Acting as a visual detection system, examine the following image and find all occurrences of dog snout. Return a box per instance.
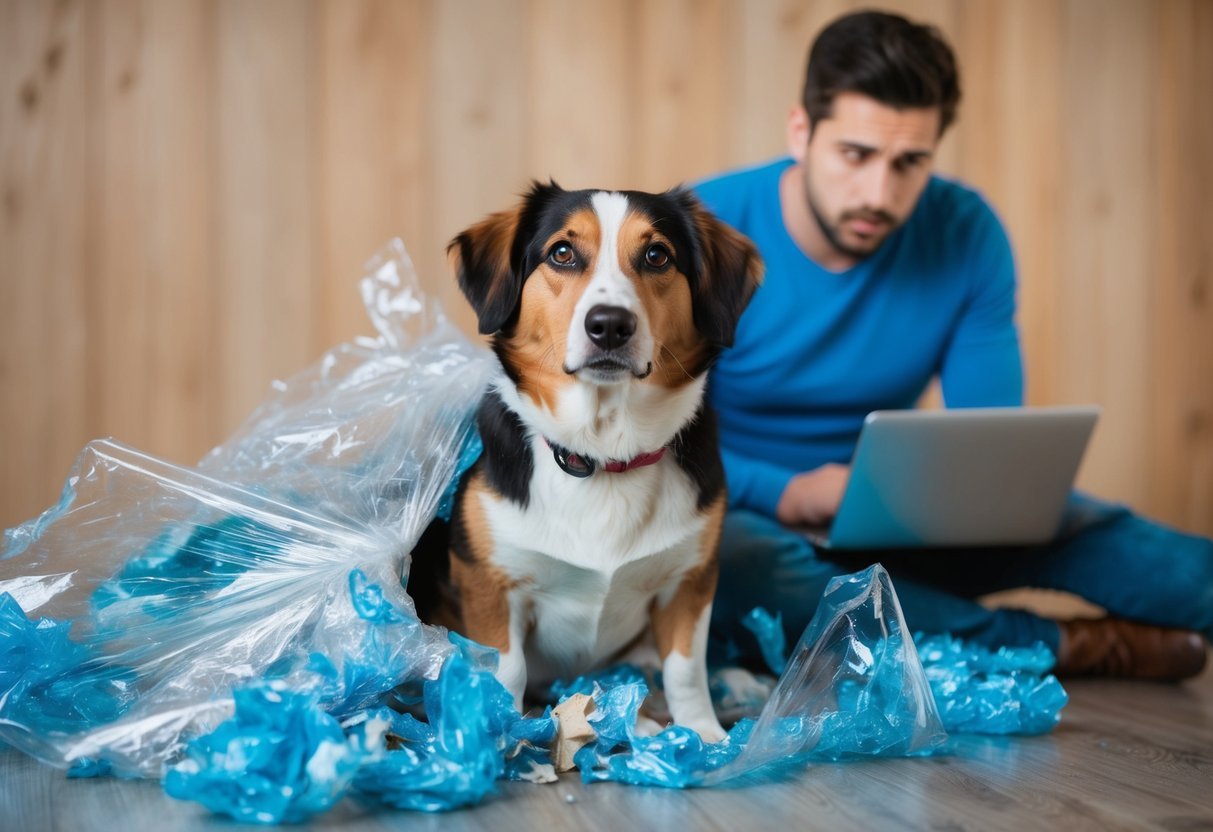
[585,304,637,351]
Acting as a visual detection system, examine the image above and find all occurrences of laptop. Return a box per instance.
[798,405,1100,550]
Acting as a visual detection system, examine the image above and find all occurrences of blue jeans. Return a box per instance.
[710,493,1213,663]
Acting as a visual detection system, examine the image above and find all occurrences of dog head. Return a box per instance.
[449,182,762,409]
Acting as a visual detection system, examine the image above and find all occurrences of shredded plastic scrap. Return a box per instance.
[566,565,946,788]
[163,683,381,824]
[743,603,1068,737]
[915,633,1067,735]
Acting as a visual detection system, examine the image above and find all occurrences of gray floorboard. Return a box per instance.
[3,664,1211,831]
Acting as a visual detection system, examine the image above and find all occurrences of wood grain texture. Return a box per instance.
[1,0,1211,536]
[2,665,1211,830]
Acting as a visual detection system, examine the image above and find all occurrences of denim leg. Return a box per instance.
[998,493,1213,640]
[710,509,1060,665]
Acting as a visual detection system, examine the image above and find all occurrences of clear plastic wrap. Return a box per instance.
[568,565,947,788]
[0,240,495,777]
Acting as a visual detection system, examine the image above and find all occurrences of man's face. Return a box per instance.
[789,92,941,260]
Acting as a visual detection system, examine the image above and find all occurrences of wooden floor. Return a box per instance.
[3,663,1212,832]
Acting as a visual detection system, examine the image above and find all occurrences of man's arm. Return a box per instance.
[720,446,797,517]
[939,203,1024,407]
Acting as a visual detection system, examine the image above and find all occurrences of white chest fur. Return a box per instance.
[480,450,707,686]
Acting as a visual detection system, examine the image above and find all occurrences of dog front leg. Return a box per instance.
[651,564,726,743]
[451,558,528,711]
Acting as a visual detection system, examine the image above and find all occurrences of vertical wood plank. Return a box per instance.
[629,0,731,191]
[0,0,89,528]
[524,0,633,189]
[731,0,851,165]
[215,0,314,438]
[84,0,220,468]
[86,0,153,465]
[315,0,434,346]
[141,0,219,460]
[428,0,526,336]
[1059,0,1156,507]
[1151,0,1213,535]
[953,0,1064,410]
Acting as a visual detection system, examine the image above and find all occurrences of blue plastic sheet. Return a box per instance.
[570,566,946,788]
[915,633,1067,735]
[163,683,377,824]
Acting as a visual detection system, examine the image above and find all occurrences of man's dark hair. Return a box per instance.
[803,10,961,135]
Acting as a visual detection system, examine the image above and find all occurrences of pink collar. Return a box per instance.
[546,439,667,478]
[603,447,667,473]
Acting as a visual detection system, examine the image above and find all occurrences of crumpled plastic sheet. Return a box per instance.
[915,633,1067,735]
[0,240,495,778]
[568,566,946,788]
[0,237,1056,821]
[743,603,1068,737]
[162,624,556,823]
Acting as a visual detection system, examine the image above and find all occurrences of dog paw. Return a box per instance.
[633,714,665,737]
[709,666,774,713]
[683,717,728,745]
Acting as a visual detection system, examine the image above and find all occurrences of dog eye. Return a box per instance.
[644,244,671,270]
[548,243,577,267]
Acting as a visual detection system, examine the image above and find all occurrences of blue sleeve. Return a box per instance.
[720,446,797,516]
[939,204,1024,408]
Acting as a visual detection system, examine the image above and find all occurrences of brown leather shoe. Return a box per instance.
[1056,617,1208,681]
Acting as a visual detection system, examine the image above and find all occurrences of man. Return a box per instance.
[695,10,1211,680]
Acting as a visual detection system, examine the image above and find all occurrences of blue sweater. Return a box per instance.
[695,157,1023,516]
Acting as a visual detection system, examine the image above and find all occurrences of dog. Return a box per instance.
[417,182,761,742]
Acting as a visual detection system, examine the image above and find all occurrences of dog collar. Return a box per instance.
[546,439,667,478]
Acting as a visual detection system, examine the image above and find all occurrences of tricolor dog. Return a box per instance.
[423,182,761,742]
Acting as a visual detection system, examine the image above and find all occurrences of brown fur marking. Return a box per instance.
[496,208,602,413]
[616,211,713,388]
[650,494,727,659]
[449,473,518,652]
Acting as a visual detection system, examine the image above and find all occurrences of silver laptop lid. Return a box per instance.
[825,405,1100,549]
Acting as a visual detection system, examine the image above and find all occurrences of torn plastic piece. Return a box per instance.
[163,683,384,825]
[352,636,510,811]
[742,606,788,675]
[549,664,647,702]
[915,633,1067,735]
[0,592,135,743]
[573,566,945,788]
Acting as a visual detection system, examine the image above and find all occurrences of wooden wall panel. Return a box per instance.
[1,0,90,520]
[1,0,1210,538]
[428,0,526,337]
[215,0,313,438]
[1059,0,1156,509]
[524,0,633,189]
[1152,0,1213,533]
[314,0,432,347]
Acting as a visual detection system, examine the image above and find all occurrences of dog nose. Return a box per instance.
[585,304,637,351]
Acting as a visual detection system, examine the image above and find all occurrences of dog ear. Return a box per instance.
[448,205,525,335]
[681,193,763,348]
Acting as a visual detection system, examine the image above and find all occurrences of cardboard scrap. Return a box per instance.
[551,693,597,772]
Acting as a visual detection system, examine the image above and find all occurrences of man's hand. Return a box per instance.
[776,463,851,526]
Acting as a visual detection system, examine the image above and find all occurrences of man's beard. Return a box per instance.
[805,172,899,261]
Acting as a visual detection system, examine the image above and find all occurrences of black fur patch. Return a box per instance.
[669,404,727,511]
[405,518,451,621]
[473,389,534,508]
